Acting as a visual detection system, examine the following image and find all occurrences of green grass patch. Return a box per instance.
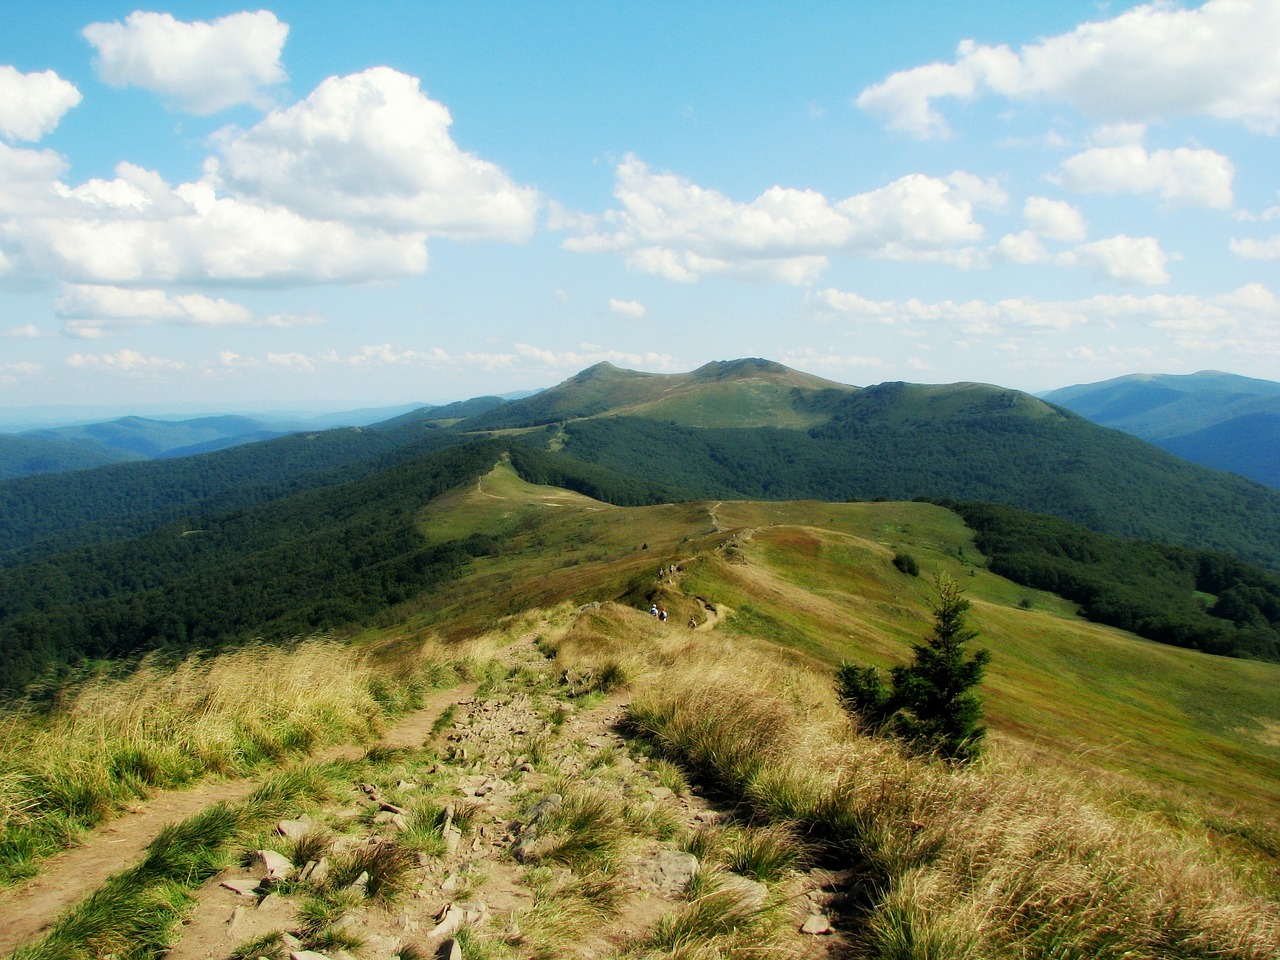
[10,763,341,960]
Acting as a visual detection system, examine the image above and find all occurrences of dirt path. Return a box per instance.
[3,613,848,960]
[161,626,842,960]
[0,684,476,957]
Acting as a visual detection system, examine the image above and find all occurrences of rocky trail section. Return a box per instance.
[5,610,856,960]
[0,684,475,958]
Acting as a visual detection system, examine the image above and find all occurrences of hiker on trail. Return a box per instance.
[688,616,697,629]
[659,607,667,622]
[650,603,658,617]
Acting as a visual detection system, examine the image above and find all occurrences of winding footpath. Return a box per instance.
[0,684,477,957]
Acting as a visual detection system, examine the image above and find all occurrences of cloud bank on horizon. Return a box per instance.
[0,1,1277,412]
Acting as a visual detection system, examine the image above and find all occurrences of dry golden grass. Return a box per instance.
[0,636,468,884]
[618,636,1280,960]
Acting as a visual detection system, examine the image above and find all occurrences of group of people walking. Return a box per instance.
[650,561,698,628]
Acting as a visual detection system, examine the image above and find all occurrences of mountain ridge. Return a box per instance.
[1041,370,1280,487]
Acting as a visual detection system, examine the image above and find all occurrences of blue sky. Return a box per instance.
[2,1,1278,417]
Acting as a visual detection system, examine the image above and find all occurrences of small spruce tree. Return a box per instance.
[836,573,991,762]
[835,662,896,731]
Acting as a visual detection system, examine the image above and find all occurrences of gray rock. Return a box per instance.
[277,818,312,839]
[430,905,465,939]
[253,849,295,881]
[443,824,463,853]
[636,850,699,895]
[220,877,262,897]
[801,914,833,935]
[437,938,463,960]
[307,857,330,885]
[524,793,562,826]
[722,873,769,909]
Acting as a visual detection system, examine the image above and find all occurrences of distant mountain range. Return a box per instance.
[0,403,432,481]
[1041,371,1280,488]
[6,357,1280,691]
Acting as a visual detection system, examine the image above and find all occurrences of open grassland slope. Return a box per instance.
[396,462,1280,819]
[2,464,1278,959]
[5,595,1277,959]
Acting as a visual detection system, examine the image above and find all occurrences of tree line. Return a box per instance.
[937,499,1280,662]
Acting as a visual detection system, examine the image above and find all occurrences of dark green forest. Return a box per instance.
[555,396,1280,570]
[0,423,463,567]
[941,500,1280,661]
[0,441,670,694]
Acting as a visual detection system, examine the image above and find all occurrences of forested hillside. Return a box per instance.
[0,433,141,480]
[10,360,1280,693]
[0,424,461,566]
[552,381,1280,570]
[941,500,1280,661]
[0,441,668,693]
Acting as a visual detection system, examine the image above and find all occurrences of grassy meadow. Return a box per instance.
[3,457,1279,958]
[0,637,478,886]
[402,462,1280,818]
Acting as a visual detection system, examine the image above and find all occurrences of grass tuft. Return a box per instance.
[529,786,632,870]
[626,653,1280,960]
[229,931,289,960]
[329,840,415,902]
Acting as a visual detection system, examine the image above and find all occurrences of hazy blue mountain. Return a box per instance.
[0,433,142,480]
[0,404,435,480]
[1041,371,1280,487]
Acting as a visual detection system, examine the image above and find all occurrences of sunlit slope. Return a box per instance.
[462,358,854,430]
[403,460,1280,814]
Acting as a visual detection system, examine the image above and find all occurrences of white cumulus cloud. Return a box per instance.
[608,298,646,318]
[2,324,44,338]
[563,155,988,283]
[211,67,539,240]
[53,285,255,337]
[1230,235,1280,260]
[66,348,185,372]
[1055,145,1235,209]
[6,176,429,286]
[2,70,526,291]
[816,284,1277,339]
[1066,235,1171,285]
[0,360,43,382]
[857,0,1280,137]
[0,66,82,142]
[83,10,288,114]
[1024,196,1087,241]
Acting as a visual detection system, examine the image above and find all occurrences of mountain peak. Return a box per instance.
[691,358,791,381]
[573,361,622,378]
